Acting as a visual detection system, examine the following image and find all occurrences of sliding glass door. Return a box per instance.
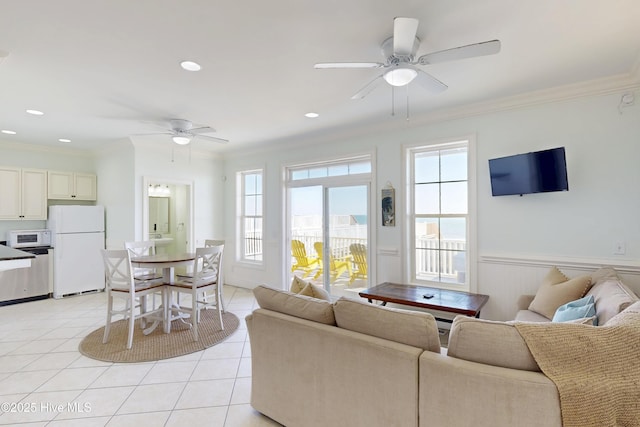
[287,157,372,297]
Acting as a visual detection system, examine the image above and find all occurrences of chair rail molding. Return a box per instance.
[480,253,640,275]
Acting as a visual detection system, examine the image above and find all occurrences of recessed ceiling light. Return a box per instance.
[305,112,319,118]
[26,109,44,116]
[58,138,71,143]
[180,60,201,71]
[1,129,17,135]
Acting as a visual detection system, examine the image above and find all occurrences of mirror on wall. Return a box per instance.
[149,197,169,234]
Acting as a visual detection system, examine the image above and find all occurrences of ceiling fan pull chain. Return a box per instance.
[391,86,395,116]
[171,146,175,163]
[406,85,410,121]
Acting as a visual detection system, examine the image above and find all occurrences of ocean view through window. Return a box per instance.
[287,155,372,296]
[407,139,471,290]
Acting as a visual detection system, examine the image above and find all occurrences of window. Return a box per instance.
[407,140,471,290]
[289,158,371,181]
[238,170,263,263]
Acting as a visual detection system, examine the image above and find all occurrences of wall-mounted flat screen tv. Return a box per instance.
[489,147,568,196]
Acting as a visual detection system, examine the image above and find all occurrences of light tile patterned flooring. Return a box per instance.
[0,286,282,426]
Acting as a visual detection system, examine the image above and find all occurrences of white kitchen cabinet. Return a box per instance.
[48,171,97,200]
[0,167,48,220]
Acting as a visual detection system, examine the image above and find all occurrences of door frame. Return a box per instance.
[285,175,375,292]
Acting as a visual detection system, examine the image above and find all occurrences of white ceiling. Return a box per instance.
[1,0,639,153]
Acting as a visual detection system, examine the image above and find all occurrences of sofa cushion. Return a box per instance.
[590,266,620,286]
[586,278,639,325]
[552,295,597,325]
[514,309,550,322]
[333,297,441,353]
[528,266,592,319]
[447,316,540,371]
[253,285,336,325]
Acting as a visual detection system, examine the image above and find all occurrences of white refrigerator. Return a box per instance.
[48,205,105,298]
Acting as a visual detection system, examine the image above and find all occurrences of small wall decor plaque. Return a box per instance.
[381,183,395,227]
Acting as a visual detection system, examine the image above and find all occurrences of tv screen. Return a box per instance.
[489,147,568,196]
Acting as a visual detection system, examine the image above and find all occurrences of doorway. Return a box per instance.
[142,177,194,254]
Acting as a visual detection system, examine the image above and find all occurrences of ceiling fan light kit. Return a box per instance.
[172,136,192,145]
[383,65,418,87]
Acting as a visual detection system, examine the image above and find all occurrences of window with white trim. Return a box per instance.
[238,169,263,263]
[408,140,470,289]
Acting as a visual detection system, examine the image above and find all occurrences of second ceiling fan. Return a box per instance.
[143,119,228,145]
[314,17,501,99]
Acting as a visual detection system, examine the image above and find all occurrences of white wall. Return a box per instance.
[222,90,640,320]
[95,139,135,249]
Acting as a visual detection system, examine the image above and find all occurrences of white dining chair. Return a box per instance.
[205,239,226,312]
[101,249,165,349]
[124,240,163,281]
[124,240,164,310]
[167,245,225,341]
[177,239,227,313]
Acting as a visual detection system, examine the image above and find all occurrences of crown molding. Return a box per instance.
[0,139,93,157]
[416,71,640,126]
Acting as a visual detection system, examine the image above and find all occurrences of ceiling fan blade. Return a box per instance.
[417,39,501,65]
[131,131,173,137]
[393,17,419,56]
[351,75,385,100]
[194,134,229,144]
[413,70,448,94]
[314,62,384,69]
[190,126,217,134]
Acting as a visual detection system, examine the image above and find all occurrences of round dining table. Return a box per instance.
[130,252,195,284]
[130,252,196,333]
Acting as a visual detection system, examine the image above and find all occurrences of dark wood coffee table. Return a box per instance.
[359,282,489,323]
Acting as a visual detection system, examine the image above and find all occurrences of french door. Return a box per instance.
[288,167,371,297]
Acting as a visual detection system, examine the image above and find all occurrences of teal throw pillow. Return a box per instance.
[552,295,598,325]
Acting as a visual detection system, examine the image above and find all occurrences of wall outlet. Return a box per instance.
[614,241,626,255]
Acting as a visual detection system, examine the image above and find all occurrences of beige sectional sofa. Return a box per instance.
[246,268,639,427]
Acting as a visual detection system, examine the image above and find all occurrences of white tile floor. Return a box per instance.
[0,286,282,426]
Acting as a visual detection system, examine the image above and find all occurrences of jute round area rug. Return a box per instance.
[79,310,239,363]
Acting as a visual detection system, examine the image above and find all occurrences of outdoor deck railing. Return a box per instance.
[249,232,466,278]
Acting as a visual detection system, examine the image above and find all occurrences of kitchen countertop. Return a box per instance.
[0,244,36,272]
[0,244,36,261]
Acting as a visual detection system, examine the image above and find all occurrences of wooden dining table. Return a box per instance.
[130,252,196,333]
[130,252,195,283]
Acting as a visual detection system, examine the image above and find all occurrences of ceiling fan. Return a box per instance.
[314,17,501,99]
[142,119,228,145]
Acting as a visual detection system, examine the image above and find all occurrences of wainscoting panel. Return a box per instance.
[477,254,640,321]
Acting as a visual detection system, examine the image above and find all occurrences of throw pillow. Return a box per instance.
[552,295,597,325]
[585,278,639,325]
[297,282,331,301]
[563,315,597,325]
[528,266,592,319]
[290,275,309,294]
